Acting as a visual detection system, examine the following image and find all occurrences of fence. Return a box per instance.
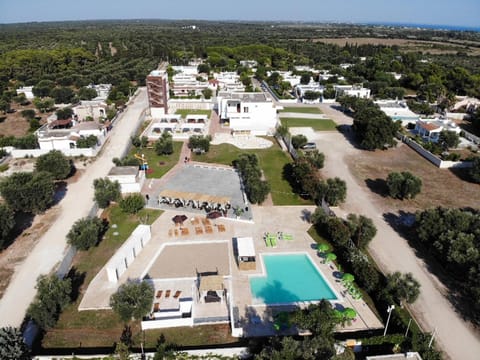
[401,135,473,169]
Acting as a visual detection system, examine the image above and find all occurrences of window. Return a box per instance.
[243,107,249,113]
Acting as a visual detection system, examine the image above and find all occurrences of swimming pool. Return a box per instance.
[250,253,338,304]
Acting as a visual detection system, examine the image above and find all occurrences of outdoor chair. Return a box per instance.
[165,290,171,298]
[153,303,160,312]
[173,290,182,298]
[156,290,163,298]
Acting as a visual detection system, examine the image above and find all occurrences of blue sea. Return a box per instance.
[366,22,480,32]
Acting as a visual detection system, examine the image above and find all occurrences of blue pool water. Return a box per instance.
[250,254,337,304]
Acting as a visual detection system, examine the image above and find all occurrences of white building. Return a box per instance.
[217,92,278,136]
[335,84,371,99]
[87,83,112,101]
[212,72,245,92]
[171,65,199,76]
[16,86,34,99]
[294,83,325,101]
[376,100,419,125]
[107,166,146,194]
[35,118,106,151]
[73,101,108,121]
[240,60,257,68]
[414,118,461,143]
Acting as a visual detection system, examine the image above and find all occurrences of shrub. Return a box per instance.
[120,194,145,214]
[67,216,106,250]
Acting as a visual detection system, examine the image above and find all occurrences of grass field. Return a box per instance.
[128,141,183,178]
[280,106,323,114]
[281,117,338,131]
[41,206,164,349]
[175,109,212,118]
[193,141,314,206]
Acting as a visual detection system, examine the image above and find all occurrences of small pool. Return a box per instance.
[250,253,337,304]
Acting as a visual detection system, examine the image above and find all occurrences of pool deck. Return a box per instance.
[79,205,383,335]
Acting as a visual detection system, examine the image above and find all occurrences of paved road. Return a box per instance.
[311,103,480,360]
[0,88,148,327]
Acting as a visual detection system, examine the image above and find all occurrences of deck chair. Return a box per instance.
[156,290,163,298]
[165,289,171,298]
[153,303,160,312]
[173,290,182,299]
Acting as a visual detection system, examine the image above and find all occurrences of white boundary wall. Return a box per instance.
[105,225,151,282]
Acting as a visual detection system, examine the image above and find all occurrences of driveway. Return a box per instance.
[311,103,480,359]
[0,88,148,327]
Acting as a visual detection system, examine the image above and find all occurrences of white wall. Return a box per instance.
[106,225,151,282]
[10,147,98,158]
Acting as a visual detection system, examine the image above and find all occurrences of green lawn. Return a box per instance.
[281,117,338,131]
[175,109,212,118]
[41,206,163,349]
[280,106,323,114]
[128,141,183,179]
[193,141,314,206]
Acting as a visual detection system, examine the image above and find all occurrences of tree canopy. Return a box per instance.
[0,171,55,214]
[0,204,15,248]
[234,153,270,204]
[120,193,145,214]
[154,132,173,155]
[35,150,72,180]
[27,274,72,329]
[110,279,154,322]
[93,178,121,208]
[0,326,30,360]
[386,171,422,200]
[67,216,106,251]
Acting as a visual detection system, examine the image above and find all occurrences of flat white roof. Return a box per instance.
[237,237,255,258]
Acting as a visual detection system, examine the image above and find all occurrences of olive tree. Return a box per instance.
[120,194,145,214]
[35,150,72,180]
[110,280,154,322]
[0,204,15,248]
[93,178,121,208]
[0,326,30,360]
[67,216,106,250]
[387,171,422,200]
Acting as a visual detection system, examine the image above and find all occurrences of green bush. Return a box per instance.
[120,193,145,214]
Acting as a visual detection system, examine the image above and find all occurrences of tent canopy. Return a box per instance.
[237,237,255,259]
[199,275,224,293]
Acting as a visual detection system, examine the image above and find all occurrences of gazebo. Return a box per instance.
[198,275,225,304]
[236,237,256,270]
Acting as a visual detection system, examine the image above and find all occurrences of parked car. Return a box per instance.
[301,142,316,150]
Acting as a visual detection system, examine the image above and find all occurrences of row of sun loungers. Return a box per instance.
[153,290,183,312]
[264,232,294,247]
[169,223,226,237]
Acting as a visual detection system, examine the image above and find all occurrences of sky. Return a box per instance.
[0,0,479,29]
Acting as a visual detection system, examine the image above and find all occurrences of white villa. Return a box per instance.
[335,84,371,99]
[217,91,278,136]
[294,83,325,100]
[414,118,461,143]
[107,166,146,194]
[73,100,108,121]
[16,86,34,100]
[376,100,420,125]
[86,83,112,101]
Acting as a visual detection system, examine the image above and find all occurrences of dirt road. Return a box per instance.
[0,88,148,327]
[311,103,480,359]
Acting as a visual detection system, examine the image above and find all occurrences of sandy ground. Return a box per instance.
[312,102,480,359]
[0,88,148,327]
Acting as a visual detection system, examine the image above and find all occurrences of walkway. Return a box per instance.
[0,88,149,327]
[314,102,480,360]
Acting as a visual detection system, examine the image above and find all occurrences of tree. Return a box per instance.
[32,80,55,98]
[76,135,98,148]
[387,171,422,200]
[469,157,480,183]
[384,272,421,305]
[50,86,75,104]
[300,73,311,85]
[0,171,55,214]
[155,132,173,155]
[0,204,15,248]
[291,134,308,149]
[188,135,212,153]
[35,150,72,180]
[28,274,72,329]
[78,86,97,100]
[33,97,54,113]
[55,107,74,120]
[0,99,11,114]
[304,150,325,169]
[67,216,106,250]
[21,109,36,120]
[0,326,30,360]
[291,300,340,338]
[439,130,460,149]
[320,177,347,206]
[110,279,154,322]
[93,178,121,208]
[120,194,145,214]
[303,91,321,101]
[202,88,213,99]
[346,214,377,249]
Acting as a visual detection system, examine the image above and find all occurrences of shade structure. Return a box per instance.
[317,243,330,253]
[325,252,337,262]
[172,214,188,224]
[343,308,357,319]
[342,273,355,283]
[207,211,223,219]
